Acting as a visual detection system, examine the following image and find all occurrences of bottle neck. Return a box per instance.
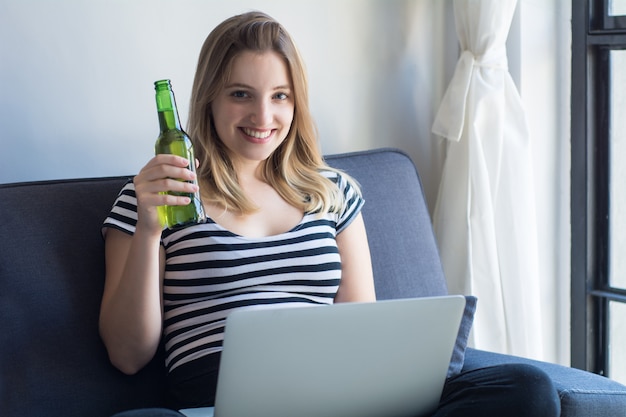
[157,105,182,132]
[155,81,182,132]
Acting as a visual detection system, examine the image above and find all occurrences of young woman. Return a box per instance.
[100,11,560,417]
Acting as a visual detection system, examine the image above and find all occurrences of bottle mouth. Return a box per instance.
[154,79,172,91]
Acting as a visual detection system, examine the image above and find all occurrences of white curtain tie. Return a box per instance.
[431,48,508,142]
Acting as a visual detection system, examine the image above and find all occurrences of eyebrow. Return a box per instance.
[225,82,292,91]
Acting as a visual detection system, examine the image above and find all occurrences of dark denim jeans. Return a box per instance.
[111,363,560,417]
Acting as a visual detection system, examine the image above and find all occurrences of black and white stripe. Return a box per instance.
[102,171,364,372]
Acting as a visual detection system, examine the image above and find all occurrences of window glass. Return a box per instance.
[610,301,626,384]
[610,0,626,16]
[610,49,626,290]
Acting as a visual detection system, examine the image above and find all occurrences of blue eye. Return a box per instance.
[274,92,288,100]
[232,91,248,98]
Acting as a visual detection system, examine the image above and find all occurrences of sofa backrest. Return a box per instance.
[0,175,168,417]
[326,148,448,299]
[0,148,447,417]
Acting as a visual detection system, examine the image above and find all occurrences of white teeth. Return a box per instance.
[243,128,271,139]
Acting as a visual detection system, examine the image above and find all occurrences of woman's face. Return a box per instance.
[211,50,295,169]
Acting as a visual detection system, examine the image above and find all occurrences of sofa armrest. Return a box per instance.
[462,348,626,417]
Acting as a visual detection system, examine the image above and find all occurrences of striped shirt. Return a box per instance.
[102,171,364,373]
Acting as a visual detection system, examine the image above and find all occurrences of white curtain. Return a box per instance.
[431,0,544,359]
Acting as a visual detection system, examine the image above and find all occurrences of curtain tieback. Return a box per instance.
[432,48,508,142]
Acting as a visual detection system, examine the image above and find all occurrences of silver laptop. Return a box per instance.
[179,295,465,417]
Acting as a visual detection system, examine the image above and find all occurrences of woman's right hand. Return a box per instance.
[132,154,199,232]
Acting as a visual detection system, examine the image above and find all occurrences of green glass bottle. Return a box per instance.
[154,79,205,229]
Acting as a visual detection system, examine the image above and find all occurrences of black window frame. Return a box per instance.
[572,0,626,377]
[591,0,626,31]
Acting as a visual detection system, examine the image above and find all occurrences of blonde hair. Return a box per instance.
[188,11,359,215]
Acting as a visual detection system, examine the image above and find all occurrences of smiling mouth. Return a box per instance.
[242,127,272,139]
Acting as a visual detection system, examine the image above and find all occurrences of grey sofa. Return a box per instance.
[1,148,626,417]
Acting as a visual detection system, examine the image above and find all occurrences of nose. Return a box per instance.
[250,99,272,126]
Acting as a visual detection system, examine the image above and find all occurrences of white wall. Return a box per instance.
[0,0,571,365]
[0,0,451,212]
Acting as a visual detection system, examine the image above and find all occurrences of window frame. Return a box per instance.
[592,0,626,31]
[572,0,626,377]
